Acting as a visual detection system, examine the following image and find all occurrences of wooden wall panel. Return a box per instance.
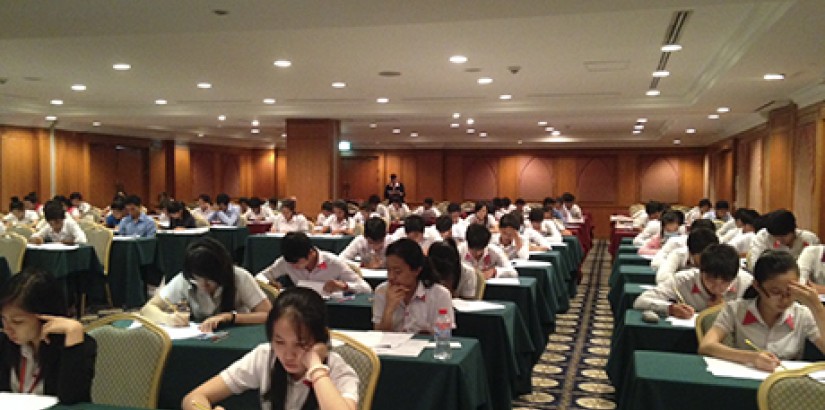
[190,150,215,198]
[251,149,277,199]
[149,144,168,204]
[340,156,380,201]
[285,119,338,215]
[1,127,41,211]
[576,157,617,203]
[638,156,680,203]
[678,155,706,206]
[221,154,241,198]
[793,122,816,229]
[54,131,90,198]
[764,105,796,211]
[517,156,555,201]
[88,144,118,206]
[416,151,444,201]
[462,157,498,201]
[444,153,464,202]
[174,144,192,202]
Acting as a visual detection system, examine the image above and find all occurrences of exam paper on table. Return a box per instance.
[808,369,825,383]
[0,392,58,410]
[360,269,387,279]
[452,299,506,312]
[26,243,79,251]
[639,254,654,260]
[486,277,520,286]
[425,341,462,349]
[704,356,812,380]
[128,321,209,340]
[160,227,209,235]
[296,280,344,299]
[638,284,656,290]
[511,259,552,268]
[333,330,423,356]
[112,235,140,241]
[665,314,698,328]
[494,266,519,276]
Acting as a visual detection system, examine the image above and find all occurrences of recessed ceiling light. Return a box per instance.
[376,97,389,104]
[686,128,696,134]
[452,113,461,119]
[717,107,730,113]
[218,115,226,121]
[652,70,670,78]
[634,125,644,130]
[479,132,488,137]
[632,130,642,134]
[331,82,347,88]
[544,126,554,132]
[449,55,468,64]
[466,118,475,125]
[251,129,260,134]
[273,60,292,68]
[155,99,167,105]
[45,115,57,121]
[708,114,720,119]
[551,130,561,136]
[50,99,63,105]
[392,128,401,134]
[92,121,101,127]
[197,133,205,137]
[71,84,86,91]
[637,118,648,123]
[477,77,493,85]
[517,140,523,145]
[763,73,785,81]
[369,123,377,128]
[112,63,131,71]
[538,121,548,126]
[467,128,476,134]
[646,89,661,96]
[338,141,351,151]
[450,123,460,128]
[263,98,276,104]
[281,133,287,138]
[251,120,260,126]
[499,94,512,100]
[410,132,419,137]
[674,139,682,145]
[197,82,212,89]
[661,44,682,52]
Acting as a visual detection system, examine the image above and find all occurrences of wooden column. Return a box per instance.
[763,104,797,211]
[285,119,339,215]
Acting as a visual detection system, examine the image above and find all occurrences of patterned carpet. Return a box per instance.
[513,240,617,410]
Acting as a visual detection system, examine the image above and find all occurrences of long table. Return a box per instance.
[243,234,355,273]
[158,325,492,410]
[608,282,650,321]
[529,250,576,298]
[108,237,157,308]
[155,230,209,281]
[485,277,549,359]
[206,226,249,263]
[609,254,652,286]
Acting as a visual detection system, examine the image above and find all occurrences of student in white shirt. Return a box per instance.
[183,287,359,410]
[703,200,732,223]
[390,215,441,253]
[340,217,389,269]
[373,238,455,334]
[747,210,820,271]
[68,192,91,219]
[369,195,390,221]
[446,203,468,242]
[141,237,272,332]
[721,208,759,256]
[523,209,557,251]
[256,232,371,294]
[459,224,517,279]
[491,213,529,260]
[191,194,215,222]
[322,201,354,235]
[651,219,715,269]
[634,201,663,230]
[4,198,37,226]
[638,211,682,256]
[412,197,441,220]
[798,245,825,294]
[633,201,667,247]
[429,239,478,299]
[685,198,712,226]
[272,199,309,233]
[315,201,334,231]
[386,196,410,223]
[245,197,276,224]
[561,192,582,220]
[465,201,497,232]
[513,198,530,218]
[700,251,825,371]
[30,201,87,245]
[656,228,718,283]
[635,244,752,318]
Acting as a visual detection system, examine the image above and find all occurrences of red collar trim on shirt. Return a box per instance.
[743,310,759,326]
[803,242,810,247]
[317,262,328,270]
[785,315,795,330]
[483,254,491,265]
[691,284,701,294]
[773,240,781,249]
[464,253,474,262]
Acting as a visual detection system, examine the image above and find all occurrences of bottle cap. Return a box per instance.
[438,308,448,315]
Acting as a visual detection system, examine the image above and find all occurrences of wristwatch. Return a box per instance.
[229,310,237,324]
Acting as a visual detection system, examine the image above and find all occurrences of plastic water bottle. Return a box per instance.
[433,308,452,360]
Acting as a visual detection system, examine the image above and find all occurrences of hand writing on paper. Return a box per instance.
[323,279,348,293]
[667,303,695,319]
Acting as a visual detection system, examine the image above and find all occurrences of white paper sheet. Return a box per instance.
[638,284,656,290]
[263,232,286,237]
[485,277,520,286]
[308,234,344,238]
[425,341,462,348]
[0,392,58,410]
[452,299,506,312]
[665,314,698,328]
[611,215,635,222]
[494,266,518,276]
[209,225,240,230]
[128,321,209,340]
[511,259,552,268]
[112,235,140,241]
[334,330,417,355]
[159,227,209,235]
[375,339,428,357]
[296,280,344,299]
[360,269,387,279]
[26,243,79,251]
[639,254,654,260]
[704,356,812,380]
[808,369,825,383]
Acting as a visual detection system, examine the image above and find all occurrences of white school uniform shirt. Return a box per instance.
[32,217,87,244]
[632,209,649,229]
[720,226,741,244]
[655,248,692,284]
[3,211,38,226]
[339,236,389,268]
[191,207,215,222]
[633,220,661,247]
[413,206,442,218]
[727,231,755,255]
[451,218,468,242]
[375,203,390,220]
[563,204,583,220]
[747,228,821,271]
[684,207,704,226]
[455,263,479,299]
[10,344,44,395]
[272,213,309,233]
[159,266,266,322]
[389,226,442,252]
[490,232,530,260]
[633,268,752,316]
[387,204,410,222]
[713,298,821,360]
[221,345,358,410]
[256,251,372,294]
[703,210,732,223]
[537,220,563,242]
[372,281,455,333]
[457,243,517,278]
[315,213,331,230]
[650,234,687,269]
[798,245,825,286]
[523,227,556,250]
[465,213,497,230]
[323,216,354,233]
[717,219,737,239]
[69,201,92,219]
[245,207,276,223]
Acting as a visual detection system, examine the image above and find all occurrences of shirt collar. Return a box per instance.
[742,299,795,329]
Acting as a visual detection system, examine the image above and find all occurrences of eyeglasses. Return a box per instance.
[188,277,218,289]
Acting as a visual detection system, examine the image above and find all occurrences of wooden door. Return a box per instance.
[339,157,380,202]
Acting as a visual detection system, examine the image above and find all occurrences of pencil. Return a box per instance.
[190,400,211,410]
[672,286,686,304]
[744,338,786,370]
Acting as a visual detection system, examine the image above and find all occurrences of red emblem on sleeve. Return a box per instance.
[742,310,759,326]
[691,284,701,294]
[317,262,328,270]
[784,315,795,330]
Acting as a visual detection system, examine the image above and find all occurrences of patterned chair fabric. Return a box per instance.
[758,362,825,410]
[8,225,34,240]
[86,313,171,408]
[257,280,280,306]
[474,267,486,300]
[330,331,381,410]
[695,304,732,346]
[0,232,27,274]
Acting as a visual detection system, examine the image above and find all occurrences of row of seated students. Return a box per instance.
[628,204,825,373]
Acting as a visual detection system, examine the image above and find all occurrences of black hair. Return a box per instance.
[123,194,142,207]
[166,200,183,214]
[447,203,461,213]
[43,200,66,221]
[321,201,333,212]
[69,192,83,201]
[766,209,796,236]
[428,239,461,291]
[110,199,125,211]
[690,219,716,232]
[491,197,502,210]
[390,173,397,179]
[501,197,512,207]
[182,237,236,317]
[423,197,434,206]
[687,228,719,255]
[386,238,437,287]
[238,197,249,206]
[528,208,544,223]
[698,198,712,208]
[515,198,525,206]
[742,250,799,299]
[248,197,263,209]
[466,224,492,250]
[645,201,662,215]
[9,199,24,212]
[280,199,296,212]
[332,200,348,213]
[216,193,230,206]
[700,244,739,281]
[24,192,38,204]
[53,195,70,209]
[715,200,730,210]
[364,217,387,241]
[474,201,490,213]
[435,215,453,233]
[403,214,425,234]
[499,213,520,230]
[389,195,402,205]
[0,268,68,318]
[281,232,314,263]
[543,197,556,206]
[561,192,575,203]
[368,194,381,205]
[672,210,685,225]
[264,287,328,410]
[198,194,212,204]
[659,211,681,236]
[739,209,760,227]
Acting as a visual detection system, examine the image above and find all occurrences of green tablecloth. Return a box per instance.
[0,257,10,286]
[617,244,639,255]
[207,226,249,263]
[326,293,534,409]
[619,351,760,410]
[155,231,209,281]
[529,251,576,298]
[607,265,656,315]
[159,325,492,410]
[50,405,153,410]
[108,237,157,308]
[243,234,356,273]
[514,263,566,314]
[608,282,649,321]
[607,310,698,400]
[621,237,634,245]
[562,235,584,265]
[485,277,548,358]
[23,244,100,279]
[609,254,652,286]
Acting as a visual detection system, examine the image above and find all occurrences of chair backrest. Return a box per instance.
[77,219,98,231]
[330,330,381,410]
[257,280,280,305]
[346,261,364,278]
[8,224,34,240]
[85,313,171,408]
[758,362,825,410]
[474,267,486,300]
[695,304,724,344]
[83,225,114,274]
[353,222,364,236]
[193,215,210,227]
[0,232,27,274]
